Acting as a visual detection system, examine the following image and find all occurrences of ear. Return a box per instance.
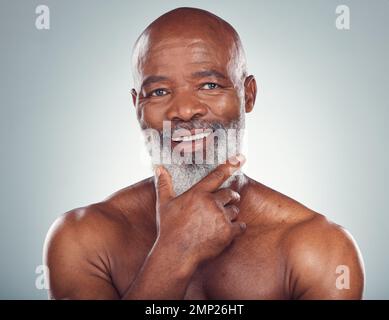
[244,75,257,113]
[131,89,137,108]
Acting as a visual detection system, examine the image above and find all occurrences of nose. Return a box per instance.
[166,90,208,121]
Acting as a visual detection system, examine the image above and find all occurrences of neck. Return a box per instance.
[228,174,268,226]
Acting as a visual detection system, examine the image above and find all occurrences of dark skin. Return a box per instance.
[44,8,364,299]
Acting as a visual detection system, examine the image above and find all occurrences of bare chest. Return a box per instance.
[183,237,287,300]
[110,225,288,300]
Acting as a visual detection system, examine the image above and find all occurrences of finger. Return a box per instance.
[224,205,239,221]
[155,165,176,205]
[230,221,247,238]
[194,154,246,192]
[213,188,240,206]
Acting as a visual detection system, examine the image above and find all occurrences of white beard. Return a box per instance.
[164,162,243,196]
[144,118,245,196]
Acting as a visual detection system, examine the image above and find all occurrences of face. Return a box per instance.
[131,29,257,194]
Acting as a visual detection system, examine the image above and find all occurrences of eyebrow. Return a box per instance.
[191,69,227,80]
[141,75,169,90]
[140,69,228,90]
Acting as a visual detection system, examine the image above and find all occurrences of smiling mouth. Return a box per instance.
[171,129,213,142]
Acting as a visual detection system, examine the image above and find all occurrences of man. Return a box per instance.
[44,7,364,299]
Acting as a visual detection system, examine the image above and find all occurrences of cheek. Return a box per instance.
[203,92,241,120]
[137,102,166,130]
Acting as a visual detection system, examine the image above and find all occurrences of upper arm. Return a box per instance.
[43,209,120,299]
[284,216,365,300]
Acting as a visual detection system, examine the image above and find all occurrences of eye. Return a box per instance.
[150,88,168,97]
[201,83,220,90]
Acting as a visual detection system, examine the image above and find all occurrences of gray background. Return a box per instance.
[0,0,388,299]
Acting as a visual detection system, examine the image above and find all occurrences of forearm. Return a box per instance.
[122,239,198,300]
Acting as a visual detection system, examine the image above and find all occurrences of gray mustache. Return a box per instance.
[171,120,226,132]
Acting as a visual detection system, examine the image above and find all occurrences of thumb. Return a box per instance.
[155,165,175,205]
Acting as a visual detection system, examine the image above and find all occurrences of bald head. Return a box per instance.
[131,7,248,92]
[141,7,240,38]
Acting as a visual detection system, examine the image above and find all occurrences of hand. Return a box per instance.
[154,154,247,266]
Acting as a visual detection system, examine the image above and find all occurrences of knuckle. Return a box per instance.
[232,191,240,201]
[225,188,234,197]
[224,189,240,201]
[230,205,239,214]
[211,169,225,180]
[158,179,168,189]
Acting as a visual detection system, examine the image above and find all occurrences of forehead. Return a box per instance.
[137,34,234,77]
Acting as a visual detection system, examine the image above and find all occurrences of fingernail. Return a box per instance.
[229,154,246,166]
[155,166,161,177]
[240,222,247,230]
[236,154,246,163]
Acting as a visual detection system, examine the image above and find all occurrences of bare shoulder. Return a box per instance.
[280,206,365,299]
[248,179,364,299]
[43,203,124,298]
[44,201,126,257]
[43,177,155,299]
[45,177,155,254]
